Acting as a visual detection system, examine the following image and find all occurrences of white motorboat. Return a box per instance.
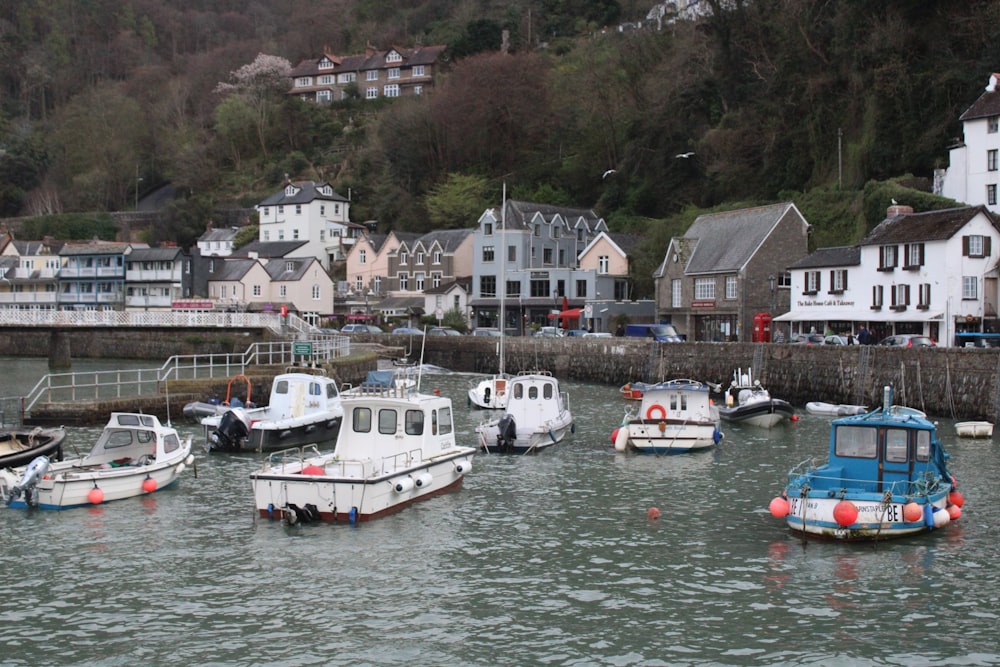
[717,368,794,428]
[476,372,574,454]
[955,421,993,438]
[201,372,343,453]
[182,374,254,420]
[805,401,868,417]
[613,379,722,454]
[250,381,475,524]
[0,413,194,510]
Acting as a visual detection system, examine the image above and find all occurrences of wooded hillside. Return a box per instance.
[1,0,997,263]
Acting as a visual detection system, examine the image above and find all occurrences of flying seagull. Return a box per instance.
[602,169,617,179]
[674,152,695,159]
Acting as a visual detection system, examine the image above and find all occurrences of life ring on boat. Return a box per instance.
[646,404,667,420]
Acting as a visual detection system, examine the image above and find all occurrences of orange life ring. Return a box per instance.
[646,404,667,420]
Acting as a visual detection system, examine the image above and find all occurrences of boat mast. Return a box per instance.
[499,184,506,375]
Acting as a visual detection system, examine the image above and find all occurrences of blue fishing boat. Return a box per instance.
[769,386,965,541]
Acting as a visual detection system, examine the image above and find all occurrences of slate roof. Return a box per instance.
[959,74,1000,121]
[289,45,447,79]
[231,240,309,258]
[501,200,603,232]
[59,242,139,256]
[12,239,65,255]
[403,228,472,252]
[424,277,471,294]
[607,232,642,255]
[209,259,258,282]
[860,206,997,246]
[128,247,184,262]
[683,202,803,274]
[257,181,348,207]
[264,257,317,281]
[198,227,239,243]
[787,245,860,270]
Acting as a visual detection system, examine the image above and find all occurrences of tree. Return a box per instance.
[214,53,292,158]
[424,173,491,229]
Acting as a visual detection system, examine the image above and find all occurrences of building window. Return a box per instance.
[433,251,441,264]
[253,285,261,297]
[292,229,299,240]
[386,51,402,63]
[432,273,441,288]
[725,275,737,300]
[416,252,425,265]
[964,235,989,257]
[384,84,400,98]
[990,116,999,134]
[904,243,924,269]
[529,279,550,297]
[694,278,715,300]
[879,245,898,270]
[507,280,521,297]
[312,285,321,300]
[482,246,495,262]
[963,276,978,299]
[373,276,382,293]
[279,285,287,298]
[480,275,496,298]
[399,273,409,291]
[388,68,400,79]
[829,269,847,293]
[295,77,311,88]
[366,87,378,99]
[484,223,493,236]
[989,185,998,206]
[990,149,998,171]
[413,65,425,77]
[399,252,408,265]
[804,271,821,294]
[574,280,586,298]
[366,70,378,81]
[871,284,883,309]
[918,283,931,309]
[543,248,553,265]
[508,245,516,262]
[414,85,423,95]
[359,249,366,264]
[415,272,425,291]
[891,284,910,310]
[598,255,609,274]
[672,279,682,308]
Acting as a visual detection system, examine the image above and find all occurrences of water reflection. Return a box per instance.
[0,365,998,665]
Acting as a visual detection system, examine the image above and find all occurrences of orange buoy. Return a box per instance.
[948,504,962,520]
[790,414,799,422]
[302,465,325,476]
[833,500,858,527]
[903,502,923,522]
[88,487,104,504]
[647,507,661,520]
[142,477,157,493]
[949,490,965,507]
[610,428,620,444]
[769,496,790,518]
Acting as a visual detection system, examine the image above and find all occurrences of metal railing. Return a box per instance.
[0,309,293,332]
[15,333,350,419]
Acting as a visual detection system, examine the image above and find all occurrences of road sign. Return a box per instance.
[293,342,313,356]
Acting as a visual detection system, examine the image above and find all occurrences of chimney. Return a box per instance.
[988,73,1000,93]
[366,40,375,57]
[887,200,914,217]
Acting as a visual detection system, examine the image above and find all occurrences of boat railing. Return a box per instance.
[787,461,946,497]
[342,382,416,399]
[262,445,324,472]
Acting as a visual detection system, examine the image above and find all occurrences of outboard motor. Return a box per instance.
[496,414,517,452]
[7,455,50,506]
[210,408,252,452]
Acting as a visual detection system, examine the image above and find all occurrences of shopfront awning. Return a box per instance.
[548,308,583,322]
[774,309,943,323]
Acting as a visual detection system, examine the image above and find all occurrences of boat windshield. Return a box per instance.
[834,425,877,458]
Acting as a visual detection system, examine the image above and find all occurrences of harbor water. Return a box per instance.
[1,358,999,666]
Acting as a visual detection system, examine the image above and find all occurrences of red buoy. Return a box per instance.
[903,502,922,523]
[88,487,104,504]
[790,414,799,422]
[302,465,325,476]
[647,507,661,520]
[833,500,858,527]
[949,490,965,507]
[948,504,962,520]
[142,477,157,493]
[769,496,790,518]
[610,428,620,444]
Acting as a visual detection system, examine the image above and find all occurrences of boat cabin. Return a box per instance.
[82,413,183,466]
[266,373,341,419]
[336,390,456,463]
[819,410,943,495]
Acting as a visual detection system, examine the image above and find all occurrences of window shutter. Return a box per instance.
[919,243,925,265]
[904,284,911,305]
[963,235,970,256]
[986,237,992,256]
[843,271,848,290]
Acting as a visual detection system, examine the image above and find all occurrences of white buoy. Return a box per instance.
[414,472,433,488]
[614,427,629,452]
[394,477,415,493]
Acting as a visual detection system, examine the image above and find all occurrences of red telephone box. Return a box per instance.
[753,312,772,342]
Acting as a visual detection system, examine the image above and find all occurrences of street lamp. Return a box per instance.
[768,274,776,313]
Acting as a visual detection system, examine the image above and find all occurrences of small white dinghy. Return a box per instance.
[955,421,993,438]
[805,402,868,417]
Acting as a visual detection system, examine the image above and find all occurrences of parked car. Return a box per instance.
[788,333,826,345]
[427,327,462,336]
[318,327,339,334]
[564,329,590,337]
[823,334,857,345]
[471,328,502,337]
[391,327,424,336]
[877,334,936,347]
[533,326,564,338]
[341,324,383,334]
[582,332,613,338]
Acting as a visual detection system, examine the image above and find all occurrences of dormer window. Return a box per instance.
[285,261,294,272]
[400,252,408,265]
[284,184,297,196]
[386,51,402,63]
[485,223,493,236]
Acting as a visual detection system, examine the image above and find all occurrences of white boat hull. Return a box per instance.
[468,375,510,410]
[624,420,720,454]
[251,449,474,522]
[955,421,993,438]
[805,402,868,416]
[784,492,950,540]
